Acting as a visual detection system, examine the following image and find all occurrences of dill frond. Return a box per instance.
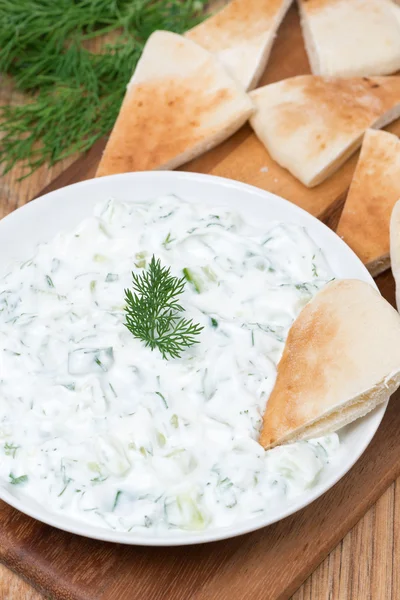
[0,0,207,176]
[124,256,203,359]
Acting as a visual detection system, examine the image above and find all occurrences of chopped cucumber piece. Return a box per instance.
[87,462,101,473]
[157,432,166,447]
[165,494,208,531]
[135,251,147,269]
[170,414,179,428]
[93,254,107,263]
[201,266,217,282]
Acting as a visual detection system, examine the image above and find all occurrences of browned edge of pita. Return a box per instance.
[337,129,400,277]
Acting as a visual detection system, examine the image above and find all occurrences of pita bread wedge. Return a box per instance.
[96,31,253,178]
[390,201,400,310]
[249,75,400,187]
[185,0,293,91]
[298,0,400,77]
[260,279,400,449]
[337,129,400,277]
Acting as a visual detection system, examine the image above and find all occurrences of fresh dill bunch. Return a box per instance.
[124,256,203,359]
[0,0,207,176]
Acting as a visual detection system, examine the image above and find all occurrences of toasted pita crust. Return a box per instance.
[336,130,400,277]
[260,279,400,449]
[186,0,293,91]
[390,201,400,310]
[298,0,400,77]
[96,31,253,178]
[249,76,400,187]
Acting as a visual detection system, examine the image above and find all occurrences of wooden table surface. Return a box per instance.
[1,30,400,600]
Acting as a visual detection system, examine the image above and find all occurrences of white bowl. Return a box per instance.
[0,171,384,546]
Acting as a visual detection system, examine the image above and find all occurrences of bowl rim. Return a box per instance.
[0,170,385,546]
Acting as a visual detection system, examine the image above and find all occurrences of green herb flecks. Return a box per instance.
[124,256,203,359]
[155,391,168,409]
[9,473,28,485]
[45,275,55,288]
[58,481,71,497]
[0,0,207,177]
[4,442,19,458]
[144,515,152,528]
[61,382,76,391]
[112,490,122,511]
[182,268,202,293]
[162,232,175,249]
[109,382,117,398]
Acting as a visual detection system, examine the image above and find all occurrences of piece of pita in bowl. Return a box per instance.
[259,279,400,449]
[185,0,293,91]
[298,0,400,77]
[96,31,253,178]
[249,75,400,187]
[390,200,400,311]
[337,129,400,277]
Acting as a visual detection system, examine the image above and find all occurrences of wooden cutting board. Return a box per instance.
[2,4,400,600]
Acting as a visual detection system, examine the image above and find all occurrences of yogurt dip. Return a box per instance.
[0,194,340,533]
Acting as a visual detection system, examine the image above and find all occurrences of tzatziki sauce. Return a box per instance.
[0,194,340,534]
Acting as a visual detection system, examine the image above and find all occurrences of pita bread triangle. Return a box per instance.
[185,0,293,91]
[249,75,400,187]
[337,129,400,277]
[96,31,253,178]
[298,0,400,77]
[259,279,400,449]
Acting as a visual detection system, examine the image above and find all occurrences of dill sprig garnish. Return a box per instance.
[0,0,207,176]
[124,256,203,359]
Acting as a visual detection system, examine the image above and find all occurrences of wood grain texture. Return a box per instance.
[0,563,42,600]
[2,3,400,600]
